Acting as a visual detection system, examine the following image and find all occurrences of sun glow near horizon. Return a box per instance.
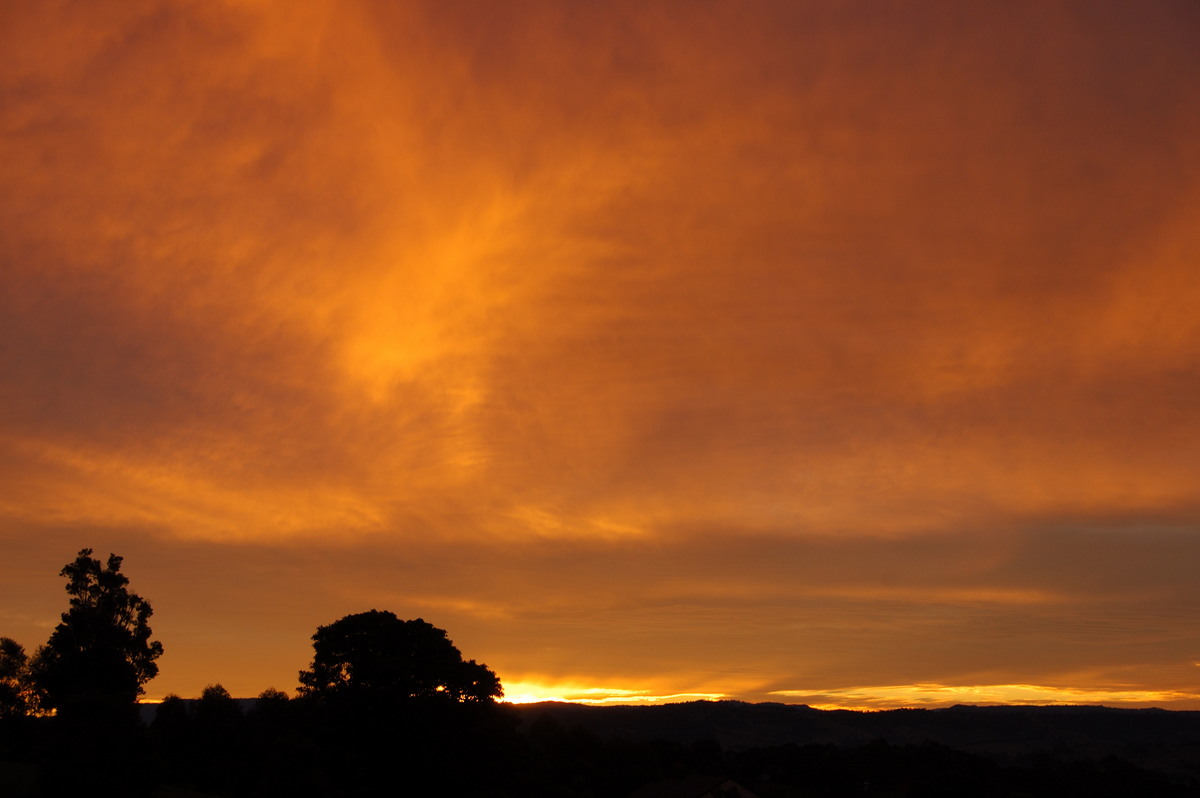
[772,683,1200,712]
[501,679,1200,711]
[501,680,728,706]
[134,679,1200,713]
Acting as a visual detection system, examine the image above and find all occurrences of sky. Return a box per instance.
[2,0,1199,710]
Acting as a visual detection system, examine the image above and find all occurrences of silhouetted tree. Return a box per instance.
[29,548,163,717]
[149,694,191,786]
[292,611,511,795]
[195,683,241,726]
[256,686,290,706]
[192,683,247,792]
[28,550,162,796]
[0,637,32,718]
[150,692,190,733]
[297,610,502,703]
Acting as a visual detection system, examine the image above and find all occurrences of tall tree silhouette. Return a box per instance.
[27,550,162,797]
[30,548,163,717]
[297,610,501,703]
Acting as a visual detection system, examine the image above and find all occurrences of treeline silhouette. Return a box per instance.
[2,550,1200,797]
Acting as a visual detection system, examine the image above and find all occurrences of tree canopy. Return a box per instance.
[30,548,163,714]
[297,610,502,703]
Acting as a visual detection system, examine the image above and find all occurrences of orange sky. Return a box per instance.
[2,0,1199,710]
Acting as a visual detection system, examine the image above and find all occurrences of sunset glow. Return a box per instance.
[2,0,1199,710]
[776,684,1200,713]
[502,682,726,706]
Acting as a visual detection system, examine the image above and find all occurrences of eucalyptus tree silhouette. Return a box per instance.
[30,548,163,718]
[297,610,502,703]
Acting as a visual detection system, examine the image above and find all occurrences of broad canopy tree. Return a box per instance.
[31,548,163,716]
[297,610,502,704]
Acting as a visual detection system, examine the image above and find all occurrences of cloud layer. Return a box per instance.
[2,0,1199,705]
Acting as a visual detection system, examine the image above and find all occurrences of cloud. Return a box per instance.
[2,0,1199,705]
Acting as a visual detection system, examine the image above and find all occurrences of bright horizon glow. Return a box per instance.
[138,680,1200,712]
[501,681,727,706]
[506,681,1200,711]
[773,683,1200,712]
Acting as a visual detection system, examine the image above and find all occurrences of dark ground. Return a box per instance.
[4,700,1200,797]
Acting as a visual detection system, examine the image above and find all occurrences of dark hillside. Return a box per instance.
[7,701,1200,796]
[513,701,1200,781]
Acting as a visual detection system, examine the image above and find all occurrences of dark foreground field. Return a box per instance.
[3,700,1200,797]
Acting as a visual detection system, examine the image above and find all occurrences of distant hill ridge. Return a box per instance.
[511,700,1200,779]
[138,698,1200,781]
